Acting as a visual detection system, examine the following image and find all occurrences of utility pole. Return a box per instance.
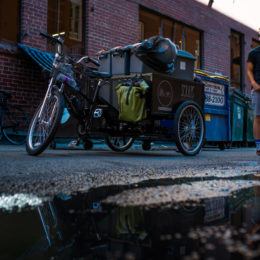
[208,0,214,7]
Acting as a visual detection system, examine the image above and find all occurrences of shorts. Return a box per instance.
[251,89,260,116]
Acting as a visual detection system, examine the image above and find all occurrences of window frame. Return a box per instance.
[69,0,83,42]
[230,29,245,91]
[47,0,85,56]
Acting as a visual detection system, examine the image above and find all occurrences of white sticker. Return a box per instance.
[204,81,225,95]
[205,93,225,106]
[180,61,186,71]
[237,107,241,119]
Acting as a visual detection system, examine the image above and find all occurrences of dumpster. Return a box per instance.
[229,88,247,144]
[195,69,230,149]
[244,95,255,145]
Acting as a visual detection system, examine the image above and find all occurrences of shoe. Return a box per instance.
[68,140,79,148]
[184,142,192,150]
[256,150,260,156]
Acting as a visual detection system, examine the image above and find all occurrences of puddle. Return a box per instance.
[2,174,260,259]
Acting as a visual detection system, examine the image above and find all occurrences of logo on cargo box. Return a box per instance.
[157,80,173,107]
[181,84,195,98]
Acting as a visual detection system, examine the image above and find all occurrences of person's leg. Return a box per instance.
[254,116,260,154]
[252,90,260,154]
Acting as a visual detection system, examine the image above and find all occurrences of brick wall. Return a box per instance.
[20,0,48,51]
[0,0,49,116]
[0,44,47,117]
[87,0,258,94]
[86,0,139,57]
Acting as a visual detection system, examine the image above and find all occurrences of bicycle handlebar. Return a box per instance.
[87,57,100,67]
[40,32,64,45]
[77,56,100,67]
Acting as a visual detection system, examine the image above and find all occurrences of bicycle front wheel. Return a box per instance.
[26,90,64,155]
[2,105,30,145]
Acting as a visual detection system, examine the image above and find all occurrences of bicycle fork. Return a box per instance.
[38,77,64,125]
[38,77,55,119]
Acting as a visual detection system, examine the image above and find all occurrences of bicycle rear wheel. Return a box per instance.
[26,89,64,155]
[2,105,30,145]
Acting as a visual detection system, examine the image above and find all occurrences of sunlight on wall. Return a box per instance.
[196,0,260,32]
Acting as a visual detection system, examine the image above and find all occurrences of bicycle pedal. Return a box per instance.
[93,108,103,118]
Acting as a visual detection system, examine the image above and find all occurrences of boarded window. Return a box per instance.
[174,23,183,50]
[230,30,244,90]
[184,26,201,69]
[47,0,83,56]
[0,0,19,44]
[139,8,161,41]
[139,8,201,69]
[162,18,173,40]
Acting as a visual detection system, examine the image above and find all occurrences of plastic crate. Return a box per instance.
[130,49,196,81]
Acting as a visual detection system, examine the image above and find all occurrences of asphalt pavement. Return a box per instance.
[0,141,259,198]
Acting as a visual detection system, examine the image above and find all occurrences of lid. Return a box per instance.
[194,69,229,82]
[177,50,196,60]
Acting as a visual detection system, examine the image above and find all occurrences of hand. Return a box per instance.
[252,81,260,91]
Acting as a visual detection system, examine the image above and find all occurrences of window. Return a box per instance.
[139,8,202,69]
[184,26,201,69]
[47,0,83,56]
[162,18,173,40]
[139,8,161,41]
[173,23,183,49]
[69,1,82,41]
[138,21,144,42]
[0,0,19,44]
[230,30,244,90]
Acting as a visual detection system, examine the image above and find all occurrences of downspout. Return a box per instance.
[83,0,88,55]
[208,0,214,8]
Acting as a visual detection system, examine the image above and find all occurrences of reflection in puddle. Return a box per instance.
[0,193,43,211]
[103,179,259,207]
[1,175,260,259]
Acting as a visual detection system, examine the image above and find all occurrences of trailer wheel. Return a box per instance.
[105,136,134,152]
[174,101,205,156]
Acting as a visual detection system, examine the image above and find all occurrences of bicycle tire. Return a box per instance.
[2,105,30,145]
[105,136,135,152]
[26,89,64,155]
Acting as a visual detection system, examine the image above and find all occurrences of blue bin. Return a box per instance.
[195,73,231,146]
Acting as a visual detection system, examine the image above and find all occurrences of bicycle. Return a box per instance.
[0,90,30,145]
[26,32,115,155]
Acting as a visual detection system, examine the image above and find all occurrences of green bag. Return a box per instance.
[116,80,149,122]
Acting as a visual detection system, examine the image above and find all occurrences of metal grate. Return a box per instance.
[18,43,54,72]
